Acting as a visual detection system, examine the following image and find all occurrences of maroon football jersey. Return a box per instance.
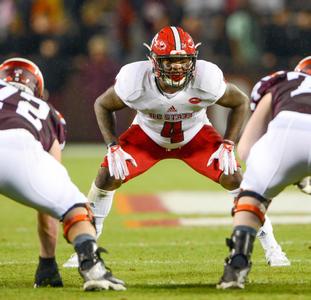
[0,79,66,151]
[251,71,311,118]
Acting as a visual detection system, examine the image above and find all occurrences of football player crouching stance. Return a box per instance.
[62,26,289,280]
[0,58,125,291]
[217,56,311,289]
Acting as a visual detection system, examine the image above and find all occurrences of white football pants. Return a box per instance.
[0,129,87,219]
[241,111,311,198]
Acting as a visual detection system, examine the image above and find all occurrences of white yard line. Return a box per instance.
[158,191,311,215]
[180,215,311,226]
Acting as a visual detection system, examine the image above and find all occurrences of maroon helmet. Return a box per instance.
[294,56,311,75]
[145,26,201,88]
[0,57,44,97]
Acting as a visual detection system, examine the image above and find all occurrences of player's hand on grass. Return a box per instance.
[207,139,237,175]
[107,144,137,180]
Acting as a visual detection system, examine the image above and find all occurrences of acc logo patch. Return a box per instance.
[189,97,201,104]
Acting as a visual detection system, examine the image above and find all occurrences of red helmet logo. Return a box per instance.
[152,34,167,51]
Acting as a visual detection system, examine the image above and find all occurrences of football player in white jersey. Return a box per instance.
[0,58,125,291]
[217,56,311,289]
[63,26,288,271]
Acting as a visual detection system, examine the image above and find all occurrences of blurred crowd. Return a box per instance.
[0,0,310,141]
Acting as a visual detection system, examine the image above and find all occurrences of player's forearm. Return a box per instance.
[94,103,118,145]
[223,100,249,143]
[94,86,127,145]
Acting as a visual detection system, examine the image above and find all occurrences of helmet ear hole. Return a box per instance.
[0,57,44,97]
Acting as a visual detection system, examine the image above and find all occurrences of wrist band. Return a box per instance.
[107,141,117,148]
[223,139,235,145]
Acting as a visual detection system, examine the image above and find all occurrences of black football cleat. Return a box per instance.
[76,241,126,291]
[217,255,251,289]
[34,257,63,288]
[217,227,256,289]
[80,259,126,291]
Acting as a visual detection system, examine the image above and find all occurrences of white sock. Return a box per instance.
[88,182,115,239]
[257,215,279,250]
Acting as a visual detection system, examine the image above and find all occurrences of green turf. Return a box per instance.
[0,144,310,299]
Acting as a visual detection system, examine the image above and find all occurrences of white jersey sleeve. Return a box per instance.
[193,60,227,102]
[114,61,151,108]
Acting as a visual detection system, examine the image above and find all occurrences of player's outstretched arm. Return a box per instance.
[94,86,127,146]
[216,83,250,143]
[207,83,249,175]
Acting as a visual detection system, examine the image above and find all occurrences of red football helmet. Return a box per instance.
[0,57,44,97]
[145,26,200,89]
[294,56,311,75]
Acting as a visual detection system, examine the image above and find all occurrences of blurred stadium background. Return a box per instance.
[1,0,310,142]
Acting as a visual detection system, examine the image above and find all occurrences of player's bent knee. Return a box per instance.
[231,190,271,224]
[62,203,95,242]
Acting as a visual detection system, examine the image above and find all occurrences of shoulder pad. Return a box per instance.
[192,60,226,100]
[114,61,151,102]
[250,71,286,111]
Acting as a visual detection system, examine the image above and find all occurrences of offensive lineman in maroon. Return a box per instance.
[0,57,125,291]
[217,56,311,289]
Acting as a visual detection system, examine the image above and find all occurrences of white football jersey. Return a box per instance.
[114,60,226,149]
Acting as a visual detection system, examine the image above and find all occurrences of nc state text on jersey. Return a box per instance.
[148,112,193,120]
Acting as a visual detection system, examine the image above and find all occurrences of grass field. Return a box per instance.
[0,144,311,300]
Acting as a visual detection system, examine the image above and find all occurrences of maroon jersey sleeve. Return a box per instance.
[250,71,287,111]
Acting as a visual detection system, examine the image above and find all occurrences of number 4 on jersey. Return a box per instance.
[160,121,184,143]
